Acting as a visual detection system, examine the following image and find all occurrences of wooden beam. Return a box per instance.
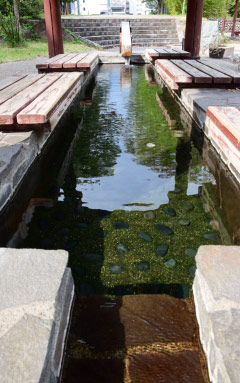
[184,0,204,58]
[44,0,64,58]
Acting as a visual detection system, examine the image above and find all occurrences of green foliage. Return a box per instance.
[0,0,42,18]
[203,0,227,18]
[163,0,183,14]
[228,0,240,17]
[0,1,24,47]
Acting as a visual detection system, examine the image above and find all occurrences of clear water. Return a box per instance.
[20,64,231,298]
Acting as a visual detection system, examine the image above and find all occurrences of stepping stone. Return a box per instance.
[138,232,152,242]
[164,259,176,268]
[84,253,103,262]
[184,202,194,212]
[76,222,88,229]
[185,248,197,257]
[114,222,129,229]
[143,211,155,220]
[179,219,190,226]
[156,244,169,257]
[116,243,129,254]
[189,265,196,277]
[64,240,78,250]
[56,227,70,237]
[203,232,220,242]
[165,207,176,217]
[156,224,173,235]
[109,263,124,274]
[137,261,150,272]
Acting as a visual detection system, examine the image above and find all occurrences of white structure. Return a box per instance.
[70,0,150,15]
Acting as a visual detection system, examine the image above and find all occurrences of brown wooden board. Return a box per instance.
[199,58,240,84]
[0,76,26,92]
[156,59,192,84]
[163,48,184,58]
[184,60,232,84]
[63,52,89,68]
[146,49,159,58]
[17,73,83,124]
[0,74,62,125]
[36,54,67,69]
[49,53,79,68]
[155,48,170,58]
[77,52,99,70]
[171,60,212,83]
[0,75,44,105]
[172,48,191,58]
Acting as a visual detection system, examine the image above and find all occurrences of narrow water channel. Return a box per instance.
[19,64,232,382]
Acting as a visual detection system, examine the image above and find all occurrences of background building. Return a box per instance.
[70,0,150,15]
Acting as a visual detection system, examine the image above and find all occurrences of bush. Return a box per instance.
[0,0,42,18]
[0,1,24,46]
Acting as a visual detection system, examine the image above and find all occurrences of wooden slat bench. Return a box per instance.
[146,48,191,62]
[37,51,99,74]
[0,72,84,131]
[205,106,240,182]
[155,58,240,90]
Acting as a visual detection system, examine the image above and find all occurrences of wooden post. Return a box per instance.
[232,0,239,37]
[44,0,64,58]
[184,0,204,58]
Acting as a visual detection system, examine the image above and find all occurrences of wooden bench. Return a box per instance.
[205,106,240,182]
[155,58,240,90]
[146,48,191,62]
[0,72,84,131]
[36,51,99,74]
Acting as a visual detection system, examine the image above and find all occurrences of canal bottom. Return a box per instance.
[18,64,234,382]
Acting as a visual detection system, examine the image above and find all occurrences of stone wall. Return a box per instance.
[210,18,240,32]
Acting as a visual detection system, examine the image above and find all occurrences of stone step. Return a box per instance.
[61,294,209,383]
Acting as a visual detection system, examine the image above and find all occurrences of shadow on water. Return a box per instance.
[18,64,238,382]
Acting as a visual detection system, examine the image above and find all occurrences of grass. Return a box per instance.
[0,39,92,64]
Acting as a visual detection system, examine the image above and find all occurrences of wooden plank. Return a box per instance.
[146,49,159,58]
[156,59,192,83]
[49,53,80,68]
[63,52,88,68]
[199,58,240,84]
[0,74,62,125]
[171,48,191,58]
[171,60,212,83]
[0,76,26,92]
[17,73,84,124]
[163,48,183,57]
[0,75,44,105]
[36,54,67,69]
[184,60,232,84]
[155,48,170,58]
[77,52,99,70]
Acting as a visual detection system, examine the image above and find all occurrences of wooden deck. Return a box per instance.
[37,51,99,74]
[146,48,191,62]
[155,58,240,90]
[0,73,84,131]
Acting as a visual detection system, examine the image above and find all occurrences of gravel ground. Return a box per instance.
[0,56,47,80]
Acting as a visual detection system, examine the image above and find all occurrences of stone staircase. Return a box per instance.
[62,17,180,49]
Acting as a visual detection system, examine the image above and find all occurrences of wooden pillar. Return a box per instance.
[44,0,64,58]
[184,0,204,58]
[231,0,239,37]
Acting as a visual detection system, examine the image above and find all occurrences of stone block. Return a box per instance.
[0,248,74,383]
[193,245,240,383]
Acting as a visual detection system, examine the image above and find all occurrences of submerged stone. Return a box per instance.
[109,263,124,274]
[84,253,103,262]
[185,248,197,257]
[116,243,129,254]
[156,224,174,235]
[179,219,190,226]
[65,240,78,250]
[156,244,169,257]
[138,232,152,242]
[184,202,194,212]
[143,211,155,220]
[204,232,220,242]
[114,222,129,229]
[189,265,197,277]
[165,207,176,217]
[179,285,189,299]
[164,259,176,268]
[76,222,89,229]
[79,282,95,296]
[138,261,150,272]
[56,227,70,237]
[98,210,111,218]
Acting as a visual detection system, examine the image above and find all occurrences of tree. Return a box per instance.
[141,0,166,14]
[203,0,227,18]
[228,0,240,16]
